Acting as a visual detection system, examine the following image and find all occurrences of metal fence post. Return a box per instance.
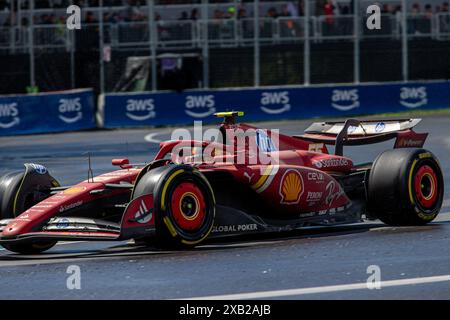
[402,0,409,81]
[353,0,360,84]
[253,0,260,87]
[148,0,157,91]
[71,30,75,89]
[18,0,22,50]
[99,0,105,93]
[304,0,310,85]
[28,0,35,89]
[10,0,15,54]
[202,0,209,89]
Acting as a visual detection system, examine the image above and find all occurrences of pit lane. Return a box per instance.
[0,115,450,299]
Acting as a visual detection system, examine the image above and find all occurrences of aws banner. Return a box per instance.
[0,89,96,136]
[100,81,450,128]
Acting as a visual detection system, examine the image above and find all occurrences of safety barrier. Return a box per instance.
[99,81,450,129]
[0,89,96,136]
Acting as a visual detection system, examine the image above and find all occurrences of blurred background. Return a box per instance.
[0,0,449,94]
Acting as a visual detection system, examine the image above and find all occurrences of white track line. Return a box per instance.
[183,274,450,300]
[144,132,163,144]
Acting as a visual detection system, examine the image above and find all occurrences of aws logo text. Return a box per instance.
[260,91,291,114]
[400,87,427,108]
[331,89,360,111]
[185,95,216,118]
[0,103,19,128]
[59,98,83,123]
[126,99,156,121]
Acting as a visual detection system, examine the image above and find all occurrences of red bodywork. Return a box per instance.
[0,117,428,245]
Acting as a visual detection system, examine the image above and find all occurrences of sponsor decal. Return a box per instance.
[331,89,360,111]
[308,143,324,153]
[16,213,32,221]
[185,95,216,118]
[27,163,48,175]
[307,192,322,201]
[52,195,67,199]
[299,212,316,218]
[59,200,83,213]
[307,172,325,182]
[375,122,386,133]
[260,91,291,114]
[134,200,153,224]
[0,102,19,129]
[306,191,323,206]
[212,224,258,233]
[62,186,87,194]
[396,138,425,148]
[125,98,156,121]
[255,129,277,153]
[279,169,304,205]
[56,218,70,229]
[400,87,428,108]
[58,98,83,123]
[313,158,349,169]
[325,180,345,207]
[347,125,357,134]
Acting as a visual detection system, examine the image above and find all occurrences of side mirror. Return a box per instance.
[112,158,131,169]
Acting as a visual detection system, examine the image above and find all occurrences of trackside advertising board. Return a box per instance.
[100,81,450,128]
[0,89,96,136]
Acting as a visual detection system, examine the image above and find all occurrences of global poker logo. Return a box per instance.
[400,87,428,108]
[331,89,360,111]
[126,99,156,121]
[260,91,291,114]
[59,98,83,123]
[185,95,216,118]
[0,102,20,129]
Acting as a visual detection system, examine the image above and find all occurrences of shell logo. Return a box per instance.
[279,169,304,204]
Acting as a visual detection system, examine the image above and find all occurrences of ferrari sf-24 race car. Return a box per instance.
[0,112,444,254]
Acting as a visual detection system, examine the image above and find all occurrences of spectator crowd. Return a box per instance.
[0,0,448,36]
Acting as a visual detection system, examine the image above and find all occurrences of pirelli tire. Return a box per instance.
[0,163,60,254]
[132,164,216,249]
[368,148,444,226]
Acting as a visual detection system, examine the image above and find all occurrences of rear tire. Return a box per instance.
[132,164,215,249]
[367,148,444,226]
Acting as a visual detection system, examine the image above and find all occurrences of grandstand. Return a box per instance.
[0,0,449,94]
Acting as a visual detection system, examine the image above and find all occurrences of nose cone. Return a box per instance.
[1,217,34,237]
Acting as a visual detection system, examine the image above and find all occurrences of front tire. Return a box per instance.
[0,164,59,254]
[367,148,444,225]
[132,164,215,248]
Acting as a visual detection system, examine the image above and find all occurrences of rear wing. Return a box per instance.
[295,118,428,156]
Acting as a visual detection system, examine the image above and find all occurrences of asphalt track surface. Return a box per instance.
[0,115,450,300]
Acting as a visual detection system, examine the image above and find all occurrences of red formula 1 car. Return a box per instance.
[0,112,444,254]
